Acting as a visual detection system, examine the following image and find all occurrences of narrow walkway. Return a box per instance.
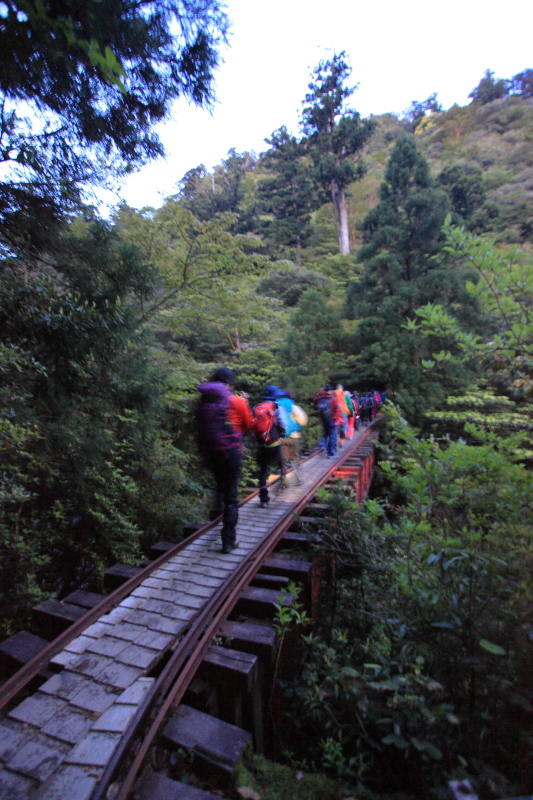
[0,433,369,800]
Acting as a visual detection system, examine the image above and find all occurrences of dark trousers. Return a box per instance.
[207,447,241,547]
[257,444,282,503]
[321,419,337,456]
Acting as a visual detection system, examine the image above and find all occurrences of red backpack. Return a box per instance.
[252,401,282,445]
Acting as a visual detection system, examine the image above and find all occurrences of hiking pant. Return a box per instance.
[347,416,355,439]
[321,419,337,456]
[280,436,300,476]
[257,444,282,503]
[207,447,241,547]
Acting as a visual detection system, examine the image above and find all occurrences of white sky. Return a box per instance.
[110,0,533,211]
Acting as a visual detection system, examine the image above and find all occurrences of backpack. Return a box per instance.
[252,401,284,445]
[196,382,240,456]
[316,394,333,424]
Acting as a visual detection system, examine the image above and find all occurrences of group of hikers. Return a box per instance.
[196,367,384,553]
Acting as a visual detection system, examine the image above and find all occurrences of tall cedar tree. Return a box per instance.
[301,52,375,255]
[0,0,228,251]
[257,127,318,263]
[346,135,479,419]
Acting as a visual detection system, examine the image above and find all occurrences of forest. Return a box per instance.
[1,0,532,795]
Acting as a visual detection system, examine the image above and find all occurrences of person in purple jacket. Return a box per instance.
[196,368,252,554]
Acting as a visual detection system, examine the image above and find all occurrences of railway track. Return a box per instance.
[0,421,379,800]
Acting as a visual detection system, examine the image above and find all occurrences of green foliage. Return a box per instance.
[179,149,258,232]
[285,405,533,796]
[424,385,533,458]
[236,753,351,800]
[256,127,319,260]
[0,221,189,631]
[0,0,229,249]
[346,137,479,420]
[279,289,345,399]
[468,70,509,105]
[257,266,328,307]
[408,220,533,395]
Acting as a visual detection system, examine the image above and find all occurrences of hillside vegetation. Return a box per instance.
[1,44,533,799]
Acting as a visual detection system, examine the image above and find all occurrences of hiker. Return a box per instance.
[313,384,341,458]
[277,390,308,475]
[196,367,252,554]
[372,389,382,418]
[252,385,285,508]
[344,390,356,439]
[334,384,349,446]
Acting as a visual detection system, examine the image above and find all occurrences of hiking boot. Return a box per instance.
[221,539,239,554]
[259,500,269,508]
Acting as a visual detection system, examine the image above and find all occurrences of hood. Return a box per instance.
[197,381,231,403]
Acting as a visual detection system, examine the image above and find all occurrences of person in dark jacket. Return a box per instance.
[196,367,252,554]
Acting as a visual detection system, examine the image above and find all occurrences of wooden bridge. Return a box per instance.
[0,421,379,800]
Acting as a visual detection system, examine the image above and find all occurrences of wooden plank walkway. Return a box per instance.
[0,435,370,799]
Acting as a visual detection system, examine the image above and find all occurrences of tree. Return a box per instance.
[178,149,257,232]
[408,220,533,397]
[436,164,485,223]
[301,52,375,255]
[402,93,442,131]
[346,136,479,419]
[509,69,533,98]
[257,265,327,307]
[0,0,229,249]
[0,221,164,630]
[279,288,343,398]
[469,69,509,105]
[256,127,318,263]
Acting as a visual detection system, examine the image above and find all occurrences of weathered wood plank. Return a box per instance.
[62,590,105,609]
[0,630,49,677]
[163,705,251,773]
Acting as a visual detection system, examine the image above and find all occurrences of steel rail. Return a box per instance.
[90,422,380,800]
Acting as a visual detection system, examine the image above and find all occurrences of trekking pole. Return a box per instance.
[289,459,306,488]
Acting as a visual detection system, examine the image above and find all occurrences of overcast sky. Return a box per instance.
[109,0,532,211]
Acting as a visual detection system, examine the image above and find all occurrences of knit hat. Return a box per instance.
[212,367,235,385]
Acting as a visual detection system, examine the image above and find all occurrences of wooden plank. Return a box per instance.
[91,703,137,733]
[41,705,95,745]
[123,610,186,635]
[251,573,290,591]
[33,599,87,638]
[6,736,67,782]
[62,590,105,609]
[0,630,49,677]
[148,541,177,559]
[163,705,251,773]
[8,692,67,728]
[218,621,276,662]
[0,767,34,797]
[104,564,143,591]
[237,587,293,618]
[260,556,312,583]
[27,764,98,800]
[200,645,257,692]
[65,731,121,767]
